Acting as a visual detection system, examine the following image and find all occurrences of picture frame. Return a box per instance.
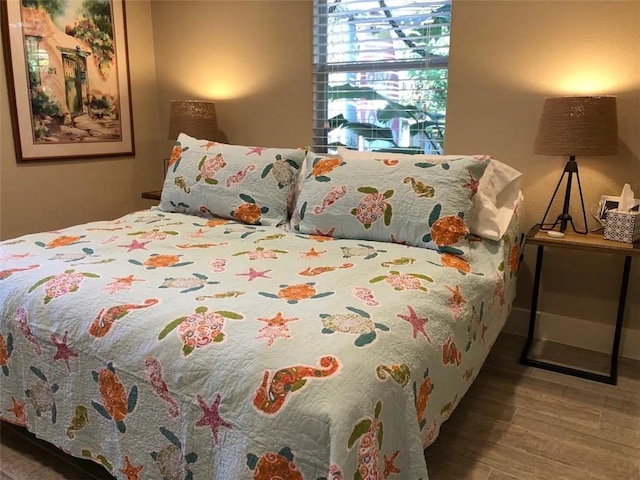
[597,194,640,225]
[1,0,134,162]
[598,195,621,223]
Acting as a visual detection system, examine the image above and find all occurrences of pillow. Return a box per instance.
[337,147,523,241]
[336,146,461,166]
[471,160,523,241]
[160,133,305,226]
[292,151,490,256]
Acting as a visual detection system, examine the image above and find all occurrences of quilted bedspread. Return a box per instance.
[0,207,521,480]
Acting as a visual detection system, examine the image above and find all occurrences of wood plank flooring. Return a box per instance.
[1,332,638,480]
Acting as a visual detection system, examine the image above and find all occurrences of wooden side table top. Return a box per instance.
[526,225,640,256]
[141,190,162,201]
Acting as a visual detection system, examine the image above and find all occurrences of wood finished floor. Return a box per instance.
[1,332,638,480]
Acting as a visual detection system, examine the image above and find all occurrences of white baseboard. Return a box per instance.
[504,307,640,361]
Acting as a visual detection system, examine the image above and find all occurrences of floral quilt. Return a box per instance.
[0,206,521,480]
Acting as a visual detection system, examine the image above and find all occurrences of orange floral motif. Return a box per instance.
[119,455,143,480]
[143,255,181,268]
[0,334,9,367]
[277,283,317,301]
[7,397,27,426]
[383,451,401,478]
[205,218,230,227]
[92,363,138,433]
[247,448,304,480]
[445,284,466,319]
[0,332,14,376]
[440,253,471,273]
[98,368,128,422]
[307,234,334,243]
[430,216,468,246]
[442,337,462,366]
[201,141,218,150]
[167,145,183,169]
[414,374,433,427]
[45,235,84,249]
[252,452,303,480]
[234,203,262,224]
[509,243,520,272]
[312,157,343,177]
[301,247,326,258]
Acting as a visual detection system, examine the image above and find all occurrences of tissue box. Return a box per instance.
[603,209,640,243]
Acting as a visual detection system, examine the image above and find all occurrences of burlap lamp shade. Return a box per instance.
[534,96,618,156]
[167,100,224,141]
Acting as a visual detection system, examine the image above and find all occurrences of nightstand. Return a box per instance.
[141,190,162,201]
[520,224,640,385]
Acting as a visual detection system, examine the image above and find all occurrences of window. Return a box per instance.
[313,0,451,154]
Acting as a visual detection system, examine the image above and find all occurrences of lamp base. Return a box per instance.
[539,214,587,234]
[538,156,588,235]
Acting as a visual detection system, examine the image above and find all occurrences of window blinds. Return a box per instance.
[312,0,451,154]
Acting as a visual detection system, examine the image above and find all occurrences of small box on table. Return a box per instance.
[603,209,640,243]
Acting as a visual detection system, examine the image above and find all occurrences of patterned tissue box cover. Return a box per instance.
[603,209,640,243]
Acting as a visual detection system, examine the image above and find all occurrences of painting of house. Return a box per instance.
[20,2,122,143]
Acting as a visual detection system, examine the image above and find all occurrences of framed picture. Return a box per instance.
[1,0,134,162]
[598,195,621,223]
[597,194,640,224]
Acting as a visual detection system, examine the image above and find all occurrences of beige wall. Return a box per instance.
[0,0,163,240]
[1,1,638,334]
[446,0,639,330]
[150,0,313,154]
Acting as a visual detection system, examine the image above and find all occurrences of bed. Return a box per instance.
[0,134,523,480]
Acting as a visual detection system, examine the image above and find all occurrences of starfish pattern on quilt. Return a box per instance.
[397,305,431,342]
[104,275,144,294]
[51,331,79,372]
[236,268,271,281]
[0,253,32,262]
[8,397,27,424]
[118,239,151,252]
[255,312,299,347]
[383,451,401,477]
[201,140,218,150]
[246,146,266,156]
[301,247,326,258]
[119,455,144,480]
[195,393,233,445]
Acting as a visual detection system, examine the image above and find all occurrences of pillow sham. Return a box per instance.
[471,160,523,241]
[160,133,305,226]
[292,151,490,256]
[337,147,523,241]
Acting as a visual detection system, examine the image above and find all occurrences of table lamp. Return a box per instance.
[168,100,226,142]
[534,95,618,234]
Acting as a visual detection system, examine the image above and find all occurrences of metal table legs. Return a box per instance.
[520,245,631,385]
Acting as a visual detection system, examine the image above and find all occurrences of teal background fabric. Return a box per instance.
[160,133,305,226]
[292,154,490,256]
